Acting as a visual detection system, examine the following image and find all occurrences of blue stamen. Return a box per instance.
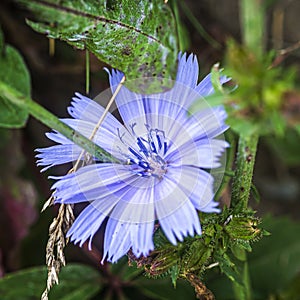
[120,125,168,178]
[128,147,143,161]
[163,142,168,155]
[138,161,150,169]
[156,133,162,149]
[150,142,157,153]
[137,137,149,156]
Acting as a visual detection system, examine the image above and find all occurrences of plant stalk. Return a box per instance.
[0,81,119,163]
[231,133,259,300]
[240,0,264,57]
[231,134,259,209]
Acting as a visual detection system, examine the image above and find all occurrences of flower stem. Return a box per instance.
[0,80,119,163]
[214,129,236,201]
[230,133,259,300]
[240,0,264,57]
[231,133,259,209]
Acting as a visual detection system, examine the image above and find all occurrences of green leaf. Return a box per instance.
[266,128,300,166]
[248,215,300,299]
[135,277,195,300]
[0,30,31,128]
[214,252,243,285]
[279,273,300,300]
[295,124,300,135]
[109,256,143,282]
[50,264,102,299]
[0,266,46,300]
[0,264,101,300]
[211,63,224,93]
[19,0,178,91]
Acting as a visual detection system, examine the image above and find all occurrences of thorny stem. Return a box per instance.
[231,134,259,210]
[230,133,259,300]
[230,0,264,299]
[214,130,236,201]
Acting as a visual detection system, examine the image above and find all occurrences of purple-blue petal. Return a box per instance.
[36,144,82,171]
[154,175,201,244]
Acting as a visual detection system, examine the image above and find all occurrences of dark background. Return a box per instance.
[0,0,299,298]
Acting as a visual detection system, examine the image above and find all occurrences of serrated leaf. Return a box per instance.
[0,37,31,128]
[0,264,101,300]
[19,0,178,92]
[214,252,243,286]
[170,265,180,287]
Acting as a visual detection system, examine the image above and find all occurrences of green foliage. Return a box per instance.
[135,276,195,300]
[18,0,178,92]
[0,28,30,128]
[0,264,101,300]
[278,273,300,300]
[206,215,300,300]
[191,41,298,138]
[108,256,196,299]
[131,208,265,295]
[224,41,295,137]
[189,64,228,114]
[249,216,300,299]
[169,0,190,51]
[266,128,300,166]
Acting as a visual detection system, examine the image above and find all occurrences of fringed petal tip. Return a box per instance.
[200,200,221,213]
[104,67,124,88]
[176,52,199,88]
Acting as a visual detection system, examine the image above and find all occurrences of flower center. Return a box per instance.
[119,124,168,179]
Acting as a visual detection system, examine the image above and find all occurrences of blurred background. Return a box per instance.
[0,0,300,299]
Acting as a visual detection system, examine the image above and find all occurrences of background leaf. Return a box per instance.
[18,0,178,90]
[135,277,195,300]
[0,29,31,128]
[205,215,300,300]
[266,128,300,166]
[0,264,101,300]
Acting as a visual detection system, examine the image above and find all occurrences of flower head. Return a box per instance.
[36,53,229,263]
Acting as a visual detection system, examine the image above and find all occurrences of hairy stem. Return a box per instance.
[240,0,264,57]
[0,80,119,163]
[230,133,259,300]
[214,130,236,201]
[231,134,259,209]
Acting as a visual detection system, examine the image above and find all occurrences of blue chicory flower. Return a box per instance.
[36,53,229,263]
